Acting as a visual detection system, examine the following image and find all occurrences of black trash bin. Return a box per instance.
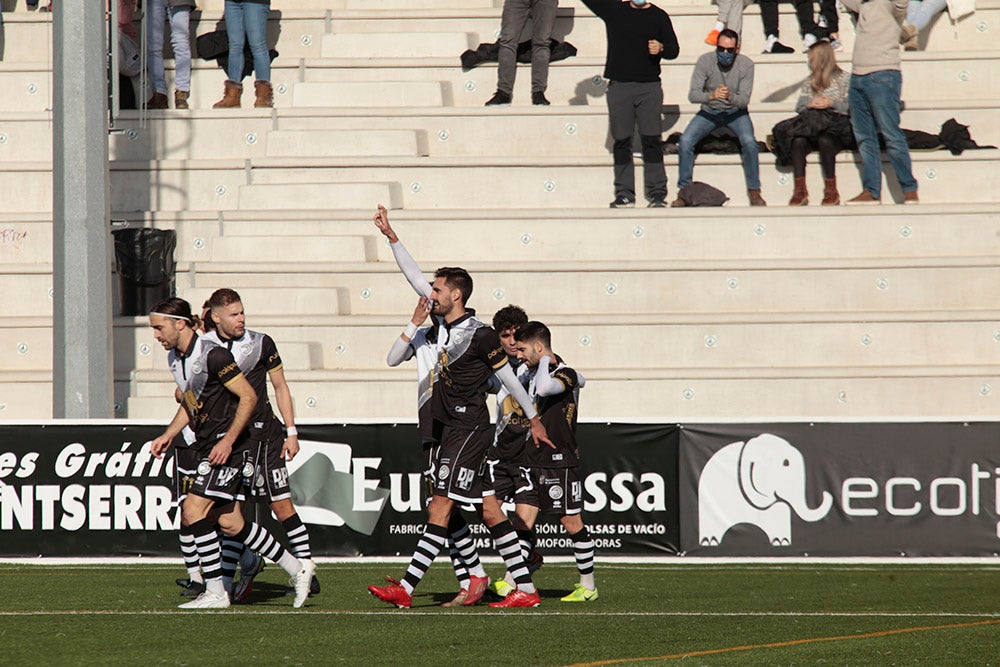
[112,228,177,316]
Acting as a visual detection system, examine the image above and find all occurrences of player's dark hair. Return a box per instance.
[514,321,551,348]
[208,287,242,309]
[149,297,201,329]
[492,304,528,333]
[718,28,740,45]
[434,267,473,305]
[200,299,215,332]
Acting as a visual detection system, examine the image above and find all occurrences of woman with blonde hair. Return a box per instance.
[770,40,853,205]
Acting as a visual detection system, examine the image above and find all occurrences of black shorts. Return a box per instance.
[188,436,254,504]
[484,459,538,507]
[432,424,492,504]
[246,435,292,503]
[536,466,583,516]
[172,445,199,504]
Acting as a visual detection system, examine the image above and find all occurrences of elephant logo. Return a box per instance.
[698,433,833,547]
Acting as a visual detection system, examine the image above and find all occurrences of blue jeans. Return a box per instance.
[678,109,761,190]
[225,0,271,82]
[849,70,917,198]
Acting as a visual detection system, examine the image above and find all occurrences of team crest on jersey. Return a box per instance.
[438,464,451,480]
[241,343,252,358]
[549,484,564,500]
[197,460,211,476]
[191,361,203,375]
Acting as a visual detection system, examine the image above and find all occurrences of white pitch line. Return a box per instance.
[1,610,999,618]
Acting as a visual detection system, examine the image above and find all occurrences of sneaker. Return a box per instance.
[489,589,542,608]
[704,29,720,46]
[463,575,490,606]
[368,583,412,608]
[485,90,512,106]
[845,191,881,205]
[802,33,818,52]
[903,190,919,205]
[290,559,317,609]
[560,583,600,603]
[441,589,469,607]
[830,37,844,52]
[284,574,321,597]
[647,198,667,208]
[763,40,794,54]
[178,579,206,598]
[178,590,230,609]
[900,22,918,45]
[609,194,635,208]
[531,91,550,106]
[489,579,515,598]
[527,550,544,575]
[231,551,265,603]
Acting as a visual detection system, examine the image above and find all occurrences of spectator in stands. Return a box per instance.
[707,0,839,54]
[214,0,273,108]
[485,0,558,106]
[116,0,142,110]
[146,0,195,109]
[674,29,766,206]
[902,0,975,50]
[581,0,679,209]
[841,0,918,204]
[775,40,851,206]
[704,0,750,46]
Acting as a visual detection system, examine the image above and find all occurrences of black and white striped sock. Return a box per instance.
[448,542,470,590]
[491,520,535,594]
[282,514,312,560]
[401,523,448,595]
[450,513,486,578]
[516,528,534,562]
[571,526,596,590]
[178,527,202,583]
[220,535,243,590]
[189,518,222,583]
[235,521,300,576]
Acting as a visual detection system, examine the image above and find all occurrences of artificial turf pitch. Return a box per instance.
[3,562,998,666]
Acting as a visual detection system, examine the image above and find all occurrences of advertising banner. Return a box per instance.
[680,422,1000,556]
[0,422,679,557]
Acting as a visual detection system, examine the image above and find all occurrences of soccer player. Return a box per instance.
[484,304,546,597]
[199,288,320,602]
[367,263,553,609]
[148,297,316,609]
[514,321,598,602]
[386,295,491,607]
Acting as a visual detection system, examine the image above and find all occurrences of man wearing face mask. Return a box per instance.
[674,29,766,207]
[581,0,680,209]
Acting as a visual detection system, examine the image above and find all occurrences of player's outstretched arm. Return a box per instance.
[373,204,432,298]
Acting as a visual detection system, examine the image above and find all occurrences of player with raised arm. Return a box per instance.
[367,252,553,609]
[148,297,315,609]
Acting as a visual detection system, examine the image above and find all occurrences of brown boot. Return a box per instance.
[254,80,273,108]
[174,90,189,110]
[213,80,243,109]
[748,189,767,206]
[145,92,169,109]
[788,176,808,206]
[821,177,840,205]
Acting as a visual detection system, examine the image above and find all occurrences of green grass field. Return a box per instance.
[3,562,999,666]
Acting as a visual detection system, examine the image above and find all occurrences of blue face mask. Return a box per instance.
[631,0,648,6]
[717,51,736,67]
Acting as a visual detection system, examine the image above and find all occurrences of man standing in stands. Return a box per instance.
[485,0,559,106]
[674,29,766,207]
[148,298,315,609]
[841,0,918,205]
[581,0,679,208]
